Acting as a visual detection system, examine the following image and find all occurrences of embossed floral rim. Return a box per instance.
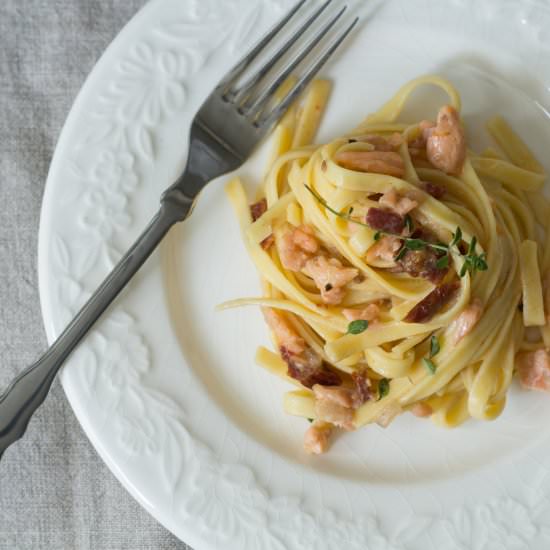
[38,0,550,549]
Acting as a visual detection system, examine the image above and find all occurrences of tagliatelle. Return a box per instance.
[221,75,550,454]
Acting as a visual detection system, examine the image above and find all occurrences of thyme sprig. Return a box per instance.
[381,231,449,258]
[304,184,488,278]
[377,378,390,400]
[347,319,369,335]
[305,184,371,228]
[422,335,440,375]
[459,235,488,277]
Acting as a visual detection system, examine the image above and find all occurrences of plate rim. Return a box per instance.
[36,0,205,545]
[37,1,550,548]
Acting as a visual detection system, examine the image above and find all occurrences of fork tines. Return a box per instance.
[219,0,358,129]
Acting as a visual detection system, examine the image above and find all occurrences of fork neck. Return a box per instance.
[169,123,242,196]
[161,184,196,223]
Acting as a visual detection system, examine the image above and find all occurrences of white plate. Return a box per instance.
[38,0,550,548]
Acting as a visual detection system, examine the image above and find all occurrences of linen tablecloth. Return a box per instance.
[0,1,191,548]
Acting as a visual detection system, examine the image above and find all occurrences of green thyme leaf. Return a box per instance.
[405,238,426,251]
[377,378,390,400]
[451,226,462,248]
[404,213,413,233]
[348,206,354,215]
[429,335,440,358]
[436,255,449,270]
[460,249,489,277]
[423,358,437,374]
[307,418,314,423]
[394,246,408,261]
[476,253,488,271]
[374,231,381,241]
[468,235,477,255]
[347,319,369,335]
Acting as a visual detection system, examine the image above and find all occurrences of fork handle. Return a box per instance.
[0,188,193,460]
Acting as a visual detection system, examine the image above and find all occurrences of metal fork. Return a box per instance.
[0,0,358,459]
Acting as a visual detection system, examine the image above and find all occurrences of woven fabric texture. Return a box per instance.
[0,1,191,548]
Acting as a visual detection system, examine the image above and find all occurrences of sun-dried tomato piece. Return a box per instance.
[366,207,404,234]
[405,281,459,323]
[281,346,341,388]
[398,249,447,284]
[422,181,446,199]
[250,198,267,221]
[351,370,372,407]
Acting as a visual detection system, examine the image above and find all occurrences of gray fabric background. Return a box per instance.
[0,1,191,548]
